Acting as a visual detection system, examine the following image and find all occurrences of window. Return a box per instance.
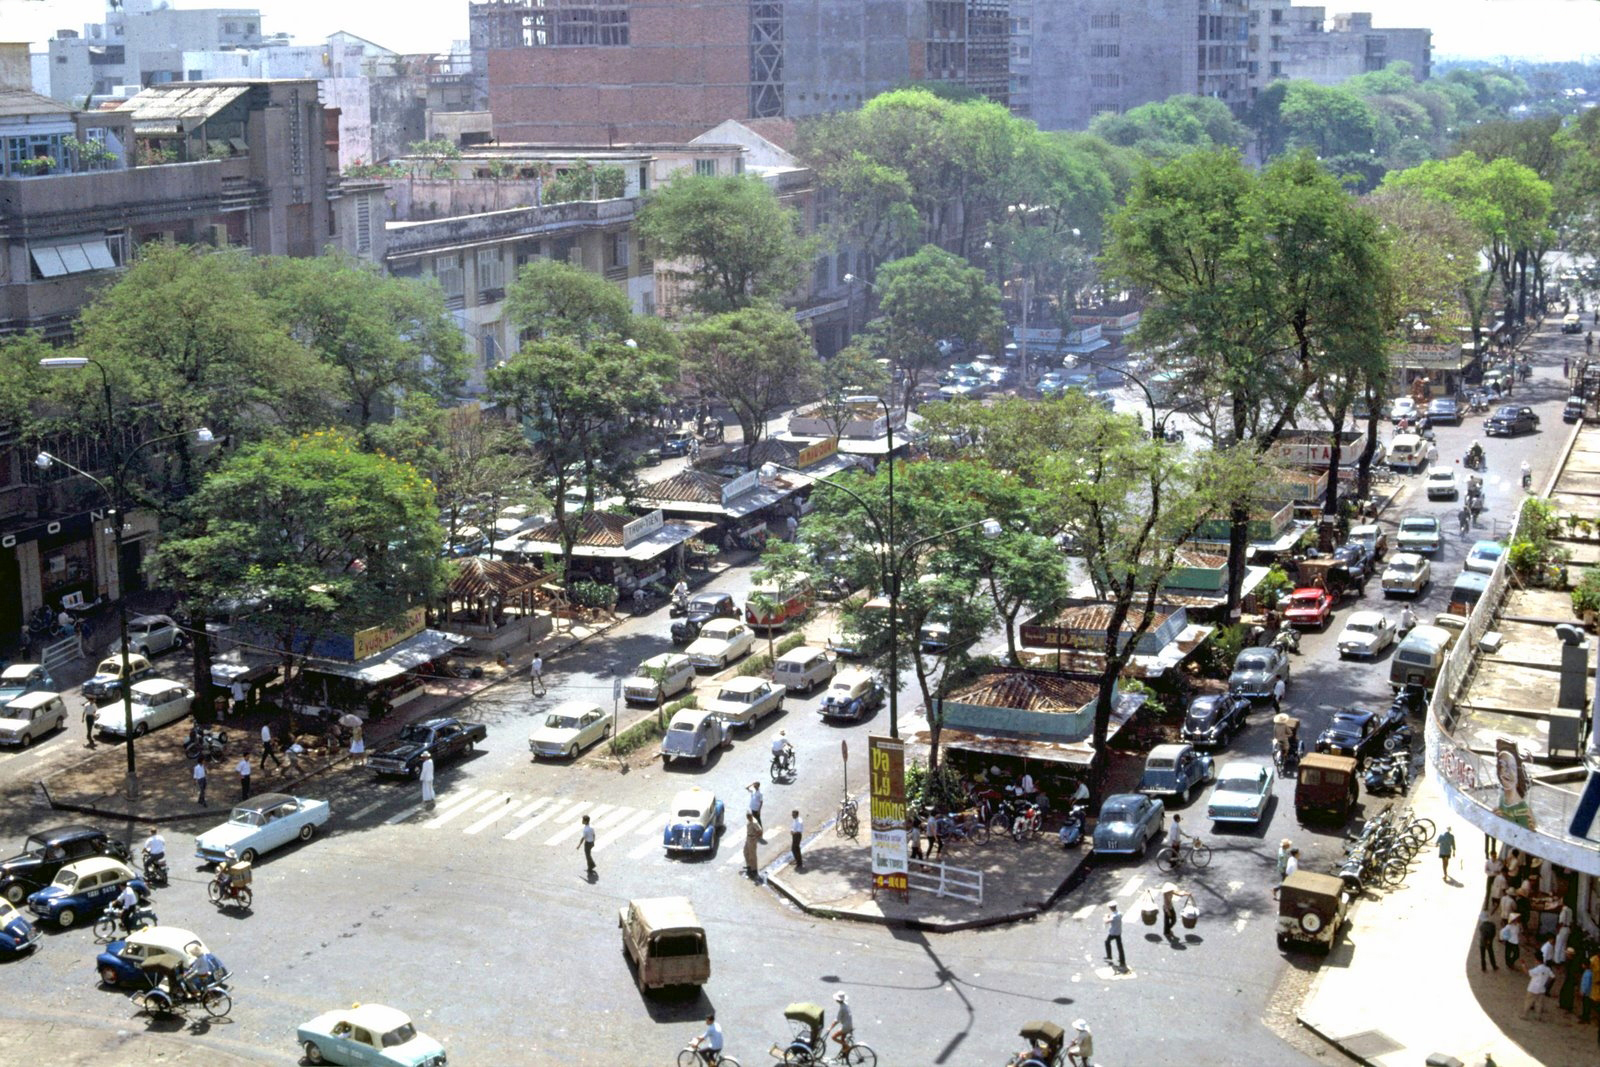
[637,164,648,193]
[694,159,716,177]
[434,255,464,300]
[1089,13,1119,29]
[524,0,630,46]
[609,232,630,270]
[1090,43,1119,58]
[354,193,372,256]
[813,256,829,292]
[477,248,504,293]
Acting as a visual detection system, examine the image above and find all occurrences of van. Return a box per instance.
[1389,624,1452,692]
[0,691,67,746]
[618,896,710,993]
[1448,571,1490,616]
[1387,433,1426,471]
[772,645,836,694]
[745,573,814,630]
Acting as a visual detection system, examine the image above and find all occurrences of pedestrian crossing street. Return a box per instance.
[383,784,748,864]
[1068,872,1256,936]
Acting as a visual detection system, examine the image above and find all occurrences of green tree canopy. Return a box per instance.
[505,258,635,345]
[1089,94,1250,158]
[679,304,818,462]
[872,244,1002,409]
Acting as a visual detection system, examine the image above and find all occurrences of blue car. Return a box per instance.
[1091,793,1166,856]
[26,856,146,929]
[663,787,725,854]
[0,898,38,954]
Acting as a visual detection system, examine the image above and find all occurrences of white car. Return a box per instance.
[113,615,184,658]
[1463,540,1504,575]
[622,653,694,705]
[0,691,67,747]
[703,677,784,730]
[1380,552,1432,597]
[685,618,756,670]
[1205,761,1277,825]
[1389,397,1417,422]
[528,700,612,759]
[1396,515,1442,555]
[93,679,193,738]
[1335,611,1397,659]
[1424,468,1459,499]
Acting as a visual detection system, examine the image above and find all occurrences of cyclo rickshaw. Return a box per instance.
[1005,1021,1066,1067]
[1273,713,1303,773]
[134,938,232,1018]
[770,1001,877,1065]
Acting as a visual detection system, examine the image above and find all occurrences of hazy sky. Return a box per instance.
[2,0,1597,61]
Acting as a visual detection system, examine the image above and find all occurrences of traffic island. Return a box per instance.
[765,822,1092,932]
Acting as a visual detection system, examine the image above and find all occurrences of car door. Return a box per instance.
[580,709,604,748]
[260,801,296,851]
[436,724,462,754]
[153,688,187,729]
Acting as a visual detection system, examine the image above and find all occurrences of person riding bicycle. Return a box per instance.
[770,730,794,771]
[216,848,239,895]
[829,991,855,1058]
[1165,813,1191,859]
[688,1011,724,1065]
[177,942,219,998]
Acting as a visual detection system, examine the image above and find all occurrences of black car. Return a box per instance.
[1425,396,1460,425]
[1485,405,1540,436]
[1331,543,1372,584]
[1314,708,1407,763]
[0,826,130,905]
[670,592,739,644]
[1565,395,1586,423]
[1182,692,1252,748]
[366,717,487,778]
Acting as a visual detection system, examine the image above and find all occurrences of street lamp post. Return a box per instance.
[38,355,211,800]
[759,460,999,740]
[1063,353,1167,437]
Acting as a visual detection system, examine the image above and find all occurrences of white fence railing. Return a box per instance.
[39,632,84,678]
[907,858,984,904]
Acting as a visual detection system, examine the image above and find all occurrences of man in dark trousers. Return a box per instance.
[82,699,96,748]
[790,810,804,872]
[576,814,596,873]
[1104,903,1126,969]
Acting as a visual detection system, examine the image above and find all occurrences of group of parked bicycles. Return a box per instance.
[1336,804,1435,893]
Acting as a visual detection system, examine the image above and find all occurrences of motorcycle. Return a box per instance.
[183,726,227,763]
[208,864,253,910]
[1271,628,1301,655]
[1522,467,1533,490]
[1057,802,1089,848]
[1363,754,1410,796]
[769,746,796,783]
[141,848,168,887]
[1272,735,1304,774]
[94,900,159,940]
[1382,721,1414,754]
[668,590,690,617]
[1463,446,1485,471]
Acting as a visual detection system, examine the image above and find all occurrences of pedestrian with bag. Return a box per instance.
[1103,903,1125,969]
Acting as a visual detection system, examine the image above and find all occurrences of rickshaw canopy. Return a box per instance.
[785,1002,826,1028]
[1020,1020,1065,1049]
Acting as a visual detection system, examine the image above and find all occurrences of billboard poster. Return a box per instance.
[869,734,908,892]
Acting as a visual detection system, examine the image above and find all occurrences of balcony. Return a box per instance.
[0,160,246,239]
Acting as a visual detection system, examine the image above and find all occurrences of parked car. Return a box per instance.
[659,708,730,768]
[1336,611,1397,659]
[1396,515,1442,555]
[1181,692,1251,749]
[1564,395,1586,423]
[618,896,710,993]
[1485,405,1540,436]
[1426,396,1461,424]
[703,677,784,731]
[297,1003,447,1067]
[0,825,130,905]
[96,926,214,987]
[1277,870,1349,953]
[528,701,612,760]
[367,717,487,778]
[818,668,886,722]
[0,663,54,705]
[93,678,193,739]
[662,787,725,854]
[1330,543,1372,583]
[1381,553,1431,597]
[1347,523,1388,562]
[26,856,145,928]
[622,653,695,705]
[1206,761,1277,825]
[194,793,331,865]
[661,429,697,456]
[1295,753,1360,822]
[670,592,739,645]
[685,618,756,670]
[81,653,155,701]
[113,614,184,658]
[0,691,67,747]
[1315,709,1389,762]
[825,595,889,659]
[1389,397,1417,422]
[1091,794,1165,855]
[1463,540,1504,575]
[0,898,38,955]
[1425,468,1459,500]
[1228,647,1290,703]
[1138,742,1215,802]
[1283,587,1335,629]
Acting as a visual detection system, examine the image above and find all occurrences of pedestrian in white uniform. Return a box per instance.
[419,751,435,807]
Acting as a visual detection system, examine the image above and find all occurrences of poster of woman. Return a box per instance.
[1494,738,1537,831]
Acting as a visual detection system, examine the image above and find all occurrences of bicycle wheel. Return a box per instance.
[235,887,253,909]
[202,988,232,1018]
[1156,847,1179,874]
[93,915,117,941]
[988,814,1011,839]
[1407,818,1436,844]
[845,1043,877,1066]
[206,880,222,904]
[677,1049,699,1067]
[970,819,990,845]
[1380,857,1409,888]
[1189,841,1213,868]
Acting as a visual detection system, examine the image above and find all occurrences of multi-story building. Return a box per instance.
[468,0,1009,144]
[1247,5,1431,103]
[1023,0,1251,132]
[46,0,265,102]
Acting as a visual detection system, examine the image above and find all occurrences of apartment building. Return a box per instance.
[1247,5,1431,101]
[46,0,265,102]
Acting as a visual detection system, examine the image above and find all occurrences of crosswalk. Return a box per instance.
[1068,869,1259,937]
[385,784,750,866]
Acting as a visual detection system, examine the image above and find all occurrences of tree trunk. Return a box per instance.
[190,621,214,724]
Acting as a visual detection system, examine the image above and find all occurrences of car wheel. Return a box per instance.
[1,883,22,905]
[298,823,316,843]
[465,740,475,754]
[98,964,121,985]
[134,723,148,737]
[566,746,576,759]
[136,646,149,658]
[304,1041,328,1065]
[56,907,76,929]
[239,848,257,864]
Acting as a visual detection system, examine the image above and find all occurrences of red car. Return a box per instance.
[1283,587,1334,629]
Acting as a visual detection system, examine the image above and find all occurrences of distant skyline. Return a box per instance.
[2,0,1598,62]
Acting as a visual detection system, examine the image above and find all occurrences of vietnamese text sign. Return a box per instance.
[352,606,426,661]
[796,437,838,468]
[869,734,907,890]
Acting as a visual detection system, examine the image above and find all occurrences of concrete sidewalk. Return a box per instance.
[1297,773,1598,1067]
[38,614,620,824]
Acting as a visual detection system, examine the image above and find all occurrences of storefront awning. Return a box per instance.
[303,628,468,684]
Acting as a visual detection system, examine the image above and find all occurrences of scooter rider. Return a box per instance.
[113,882,140,930]
[770,729,794,772]
[1521,460,1532,489]
[672,579,689,609]
[1398,604,1417,636]
[142,828,167,880]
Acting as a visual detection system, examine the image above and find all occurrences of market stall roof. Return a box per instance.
[502,510,715,561]
[948,672,1101,713]
[633,468,803,519]
[714,438,858,482]
[303,628,468,684]
[447,557,550,600]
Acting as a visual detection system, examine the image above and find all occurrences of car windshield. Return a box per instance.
[1330,715,1366,729]
[1389,561,1417,574]
[230,809,263,826]
[397,724,433,743]
[1103,800,1137,818]
[1290,594,1320,606]
[1185,702,1215,723]
[1401,519,1435,532]
[51,869,77,888]
[1218,775,1260,793]
[381,1023,418,1047]
[545,715,580,730]
[676,807,704,818]
[1235,652,1271,671]
[718,689,751,702]
[1346,622,1378,635]
[1495,406,1519,417]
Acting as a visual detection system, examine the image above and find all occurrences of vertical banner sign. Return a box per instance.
[868,734,908,892]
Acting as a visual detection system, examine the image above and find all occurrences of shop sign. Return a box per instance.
[352,606,426,661]
[797,438,838,468]
[869,734,907,891]
[722,469,760,506]
[622,509,664,547]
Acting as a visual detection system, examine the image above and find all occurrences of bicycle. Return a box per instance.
[778,1040,877,1066]
[1156,837,1213,873]
[933,810,990,847]
[835,795,859,839]
[677,1048,741,1067]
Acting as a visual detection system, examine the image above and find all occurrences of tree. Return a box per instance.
[637,173,814,313]
[1090,94,1250,159]
[814,344,891,440]
[679,305,817,464]
[873,245,1002,410]
[425,406,538,558]
[505,258,635,345]
[255,253,466,438]
[155,430,446,700]
[1279,82,1382,159]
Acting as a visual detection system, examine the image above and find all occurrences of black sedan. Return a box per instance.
[1426,396,1461,425]
[1315,708,1409,763]
[670,592,739,644]
[1331,543,1372,584]
[0,826,130,905]
[1182,692,1252,749]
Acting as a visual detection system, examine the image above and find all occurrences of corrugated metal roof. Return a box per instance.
[949,671,1101,713]
[517,511,630,548]
[1044,603,1174,634]
[115,83,250,124]
[0,87,77,120]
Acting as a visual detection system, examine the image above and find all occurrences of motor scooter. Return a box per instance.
[669,589,690,617]
[1271,628,1300,655]
[1363,755,1410,796]
[141,848,168,887]
[1057,802,1089,847]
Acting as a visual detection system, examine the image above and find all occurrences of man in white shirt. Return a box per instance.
[236,755,251,800]
[748,781,764,831]
[790,810,804,872]
[689,1012,723,1064]
[1524,958,1555,1018]
[193,760,208,806]
[1284,848,1301,879]
[576,814,596,873]
[113,882,139,929]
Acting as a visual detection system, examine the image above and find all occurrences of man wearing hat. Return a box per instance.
[828,991,855,1059]
[1066,1019,1093,1067]
[419,751,435,808]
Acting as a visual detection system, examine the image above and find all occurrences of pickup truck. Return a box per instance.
[367,717,487,778]
[1485,405,1539,436]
